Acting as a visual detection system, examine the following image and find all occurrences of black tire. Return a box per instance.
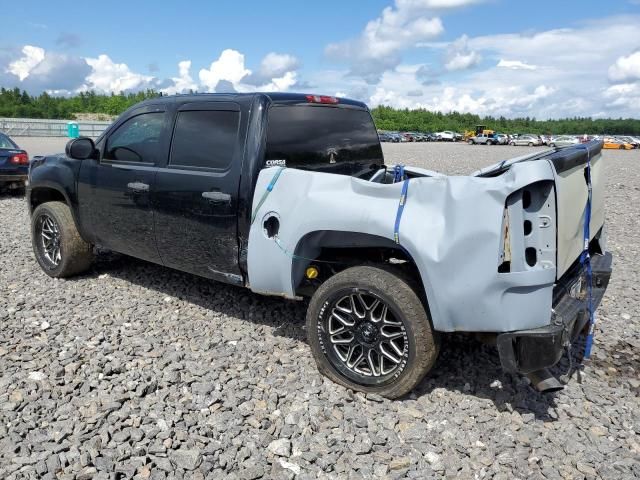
[306,266,439,399]
[31,201,93,278]
[468,140,474,145]
[550,143,556,147]
[528,142,534,146]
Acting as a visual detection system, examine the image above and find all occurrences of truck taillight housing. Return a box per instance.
[10,153,29,165]
[305,95,339,104]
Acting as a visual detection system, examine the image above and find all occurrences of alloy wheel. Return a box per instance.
[320,290,408,384]
[39,214,62,266]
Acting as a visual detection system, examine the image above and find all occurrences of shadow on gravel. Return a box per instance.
[84,252,309,341]
[413,334,564,422]
[79,252,566,419]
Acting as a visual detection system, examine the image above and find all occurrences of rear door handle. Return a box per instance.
[202,191,231,204]
[127,181,149,193]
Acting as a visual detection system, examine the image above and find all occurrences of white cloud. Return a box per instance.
[85,54,154,93]
[608,50,640,83]
[444,35,481,71]
[161,60,197,95]
[257,71,298,92]
[199,49,251,92]
[326,1,448,81]
[497,59,537,70]
[7,45,45,81]
[258,53,299,79]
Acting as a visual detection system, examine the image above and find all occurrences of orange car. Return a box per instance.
[603,139,634,150]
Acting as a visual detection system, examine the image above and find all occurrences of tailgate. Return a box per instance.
[547,141,605,277]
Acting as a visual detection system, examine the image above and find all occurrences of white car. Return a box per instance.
[549,135,580,147]
[436,131,458,142]
[510,134,542,146]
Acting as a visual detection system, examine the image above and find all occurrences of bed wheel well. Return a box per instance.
[292,231,425,300]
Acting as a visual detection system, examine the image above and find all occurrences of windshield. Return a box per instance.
[265,105,384,179]
[0,134,18,149]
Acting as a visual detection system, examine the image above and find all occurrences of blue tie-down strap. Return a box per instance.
[393,179,410,244]
[393,164,405,183]
[579,146,596,359]
[251,167,284,224]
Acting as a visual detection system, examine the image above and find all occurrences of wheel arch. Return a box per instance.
[291,230,433,315]
[28,184,89,242]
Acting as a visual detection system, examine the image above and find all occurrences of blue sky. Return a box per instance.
[2,0,640,118]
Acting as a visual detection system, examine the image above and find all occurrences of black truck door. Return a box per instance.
[152,102,245,284]
[77,104,170,263]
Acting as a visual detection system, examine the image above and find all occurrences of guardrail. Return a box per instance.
[0,118,112,138]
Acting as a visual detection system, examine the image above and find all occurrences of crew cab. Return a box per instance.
[28,93,612,398]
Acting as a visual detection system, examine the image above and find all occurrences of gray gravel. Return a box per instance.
[1,142,639,479]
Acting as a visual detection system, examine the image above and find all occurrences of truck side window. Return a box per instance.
[104,112,164,163]
[169,110,239,170]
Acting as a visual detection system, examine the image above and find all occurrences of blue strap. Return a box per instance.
[393,179,410,244]
[393,164,405,183]
[577,146,595,358]
[251,167,284,224]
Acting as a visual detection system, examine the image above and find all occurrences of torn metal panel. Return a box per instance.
[248,158,564,333]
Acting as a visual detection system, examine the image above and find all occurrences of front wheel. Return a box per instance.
[468,140,474,145]
[307,266,439,399]
[528,142,534,146]
[31,201,93,278]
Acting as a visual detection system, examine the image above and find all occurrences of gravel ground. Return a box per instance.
[1,142,638,479]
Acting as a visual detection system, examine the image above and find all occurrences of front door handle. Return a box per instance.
[127,181,149,193]
[202,191,231,204]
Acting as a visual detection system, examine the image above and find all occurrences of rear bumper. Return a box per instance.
[497,252,613,374]
[0,174,28,183]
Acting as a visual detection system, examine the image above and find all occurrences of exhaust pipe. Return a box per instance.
[526,369,564,393]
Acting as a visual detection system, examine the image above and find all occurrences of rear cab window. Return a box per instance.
[169,110,239,170]
[265,105,384,179]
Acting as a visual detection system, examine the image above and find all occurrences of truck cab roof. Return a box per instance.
[133,92,369,110]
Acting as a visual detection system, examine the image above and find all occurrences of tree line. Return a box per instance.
[370,105,640,135]
[0,88,639,135]
[0,88,161,119]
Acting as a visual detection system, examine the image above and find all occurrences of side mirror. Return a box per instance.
[65,137,96,160]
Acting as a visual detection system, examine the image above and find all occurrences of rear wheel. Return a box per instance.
[31,201,93,278]
[307,266,439,399]
[468,140,474,145]
[619,145,625,150]
[528,142,534,146]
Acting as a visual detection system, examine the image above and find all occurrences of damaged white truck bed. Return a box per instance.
[249,142,612,396]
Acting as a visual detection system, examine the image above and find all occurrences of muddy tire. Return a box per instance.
[31,201,93,278]
[306,266,439,399]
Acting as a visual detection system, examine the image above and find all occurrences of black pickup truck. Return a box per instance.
[28,93,611,398]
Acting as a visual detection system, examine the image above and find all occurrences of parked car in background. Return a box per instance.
[617,136,639,148]
[468,133,498,145]
[494,133,509,145]
[0,133,29,192]
[509,134,542,146]
[539,135,551,145]
[550,135,580,147]
[436,131,458,142]
[378,132,393,142]
[424,132,438,142]
[603,138,634,150]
